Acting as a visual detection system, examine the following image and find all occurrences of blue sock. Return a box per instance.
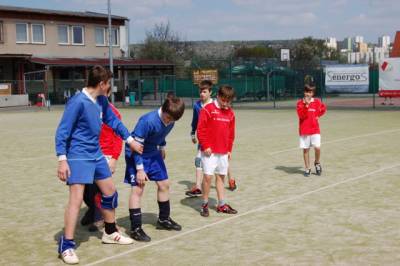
[58,235,76,254]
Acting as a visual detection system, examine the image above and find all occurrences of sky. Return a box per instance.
[1,0,399,43]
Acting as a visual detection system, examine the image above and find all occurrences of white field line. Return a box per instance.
[84,163,400,266]
[269,128,400,155]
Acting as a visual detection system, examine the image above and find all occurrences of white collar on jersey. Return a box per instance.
[82,88,96,104]
[214,100,221,109]
[158,108,169,126]
[201,98,213,107]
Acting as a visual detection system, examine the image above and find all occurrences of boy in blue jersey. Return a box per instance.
[125,95,185,242]
[55,66,143,264]
[185,80,213,197]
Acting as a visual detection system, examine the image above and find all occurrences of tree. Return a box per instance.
[292,37,340,68]
[234,45,276,59]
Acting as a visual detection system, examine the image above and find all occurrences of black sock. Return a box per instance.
[158,200,170,221]
[129,208,142,230]
[104,222,117,234]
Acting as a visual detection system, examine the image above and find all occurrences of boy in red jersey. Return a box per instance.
[296,84,326,177]
[197,85,237,217]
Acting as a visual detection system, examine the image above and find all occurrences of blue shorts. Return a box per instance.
[67,156,111,185]
[124,153,168,186]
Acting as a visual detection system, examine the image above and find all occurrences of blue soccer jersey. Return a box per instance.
[55,88,131,161]
[124,108,174,185]
[190,99,213,136]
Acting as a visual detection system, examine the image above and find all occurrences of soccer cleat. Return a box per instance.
[216,204,238,214]
[200,203,209,217]
[228,179,237,191]
[185,187,202,197]
[102,231,134,245]
[60,248,79,265]
[80,208,95,226]
[156,217,182,231]
[304,168,312,177]
[130,227,151,242]
[315,163,322,176]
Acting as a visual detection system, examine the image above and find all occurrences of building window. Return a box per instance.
[0,21,4,43]
[95,27,105,46]
[31,24,45,44]
[110,27,119,46]
[16,23,28,43]
[58,25,69,44]
[72,26,84,45]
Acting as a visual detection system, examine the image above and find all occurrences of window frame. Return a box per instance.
[31,23,45,44]
[16,23,29,44]
[57,24,70,45]
[71,25,85,46]
[0,21,4,43]
[95,27,106,46]
[108,27,119,47]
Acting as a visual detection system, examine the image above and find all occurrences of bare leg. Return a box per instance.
[195,169,203,189]
[314,147,321,164]
[129,186,144,209]
[215,174,226,202]
[95,177,116,223]
[303,149,310,169]
[202,174,212,202]
[156,180,170,202]
[64,184,85,239]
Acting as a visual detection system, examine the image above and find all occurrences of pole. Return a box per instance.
[108,0,115,104]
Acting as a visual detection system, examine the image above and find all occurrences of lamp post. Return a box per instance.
[107,0,115,104]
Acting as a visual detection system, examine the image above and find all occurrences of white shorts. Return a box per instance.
[201,153,229,176]
[299,134,321,149]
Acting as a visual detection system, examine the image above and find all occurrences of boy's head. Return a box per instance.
[87,65,113,95]
[217,85,235,109]
[161,95,185,124]
[199,80,212,102]
[304,84,316,98]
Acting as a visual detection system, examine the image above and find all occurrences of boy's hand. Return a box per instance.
[136,169,149,187]
[57,160,71,182]
[108,158,117,174]
[204,148,212,157]
[160,149,166,160]
[130,140,143,154]
[228,152,232,160]
[191,134,197,144]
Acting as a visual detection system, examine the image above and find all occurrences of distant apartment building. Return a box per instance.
[378,35,391,50]
[325,37,337,50]
[0,5,174,103]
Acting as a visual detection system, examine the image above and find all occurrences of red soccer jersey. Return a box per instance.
[99,103,123,159]
[296,98,326,135]
[197,101,235,154]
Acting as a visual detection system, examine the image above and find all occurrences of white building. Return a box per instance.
[354,36,364,43]
[325,37,337,50]
[378,35,391,50]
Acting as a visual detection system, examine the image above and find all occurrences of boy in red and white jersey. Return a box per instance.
[296,84,326,177]
[197,85,237,217]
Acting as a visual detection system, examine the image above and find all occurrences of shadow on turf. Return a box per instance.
[180,196,218,212]
[53,207,103,248]
[275,165,304,175]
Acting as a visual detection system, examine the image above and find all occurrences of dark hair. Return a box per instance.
[87,65,113,88]
[199,80,213,91]
[304,84,316,93]
[217,85,235,100]
[161,96,185,121]
[166,91,175,99]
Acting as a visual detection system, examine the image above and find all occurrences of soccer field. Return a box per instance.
[1,106,400,265]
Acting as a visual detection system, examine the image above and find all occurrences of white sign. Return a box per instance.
[325,64,369,93]
[280,49,290,61]
[379,58,400,97]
